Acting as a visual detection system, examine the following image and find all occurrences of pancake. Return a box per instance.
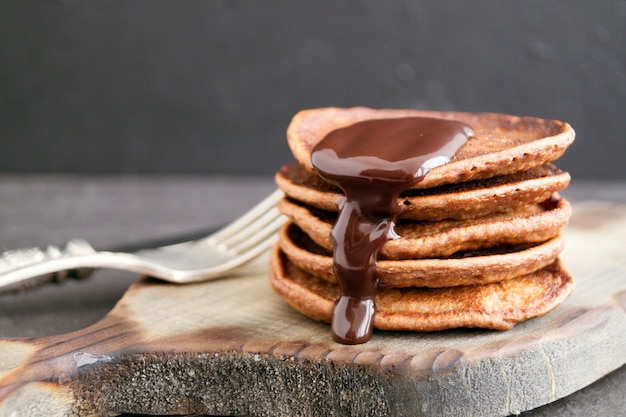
[278,222,565,288]
[270,107,575,339]
[277,194,571,259]
[287,107,575,188]
[269,247,575,331]
[275,162,571,221]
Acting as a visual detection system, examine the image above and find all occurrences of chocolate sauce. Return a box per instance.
[311,117,474,344]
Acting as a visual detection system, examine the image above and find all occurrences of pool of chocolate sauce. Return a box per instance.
[311,117,475,344]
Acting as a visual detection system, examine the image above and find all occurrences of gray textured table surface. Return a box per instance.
[0,176,624,417]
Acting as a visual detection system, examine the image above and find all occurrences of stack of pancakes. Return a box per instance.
[270,107,575,333]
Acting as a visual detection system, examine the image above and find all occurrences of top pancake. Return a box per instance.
[287,107,575,189]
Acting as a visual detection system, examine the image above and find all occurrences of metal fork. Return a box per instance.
[0,189,286,294]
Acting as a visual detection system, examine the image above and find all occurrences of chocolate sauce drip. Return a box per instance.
[311,117,474,344]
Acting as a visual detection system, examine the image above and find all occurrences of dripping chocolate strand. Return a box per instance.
[311,117,475,344]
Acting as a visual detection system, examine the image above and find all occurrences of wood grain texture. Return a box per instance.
[0,200,625,417]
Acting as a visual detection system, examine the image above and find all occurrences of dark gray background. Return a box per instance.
[1,1,625,179]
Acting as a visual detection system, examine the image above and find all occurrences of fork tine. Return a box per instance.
[233,231,280,263]
[227,213,287,254]
[218,206,283,249]
[206,189,285,244]
[180,231,281,283]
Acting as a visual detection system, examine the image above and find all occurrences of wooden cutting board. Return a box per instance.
[1,200,625,417]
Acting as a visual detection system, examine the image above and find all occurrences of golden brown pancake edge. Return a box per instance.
[278,222,566,288]
[286,107,575,189]
[277,194,571,259]
[269,246,575,332]
[275,162,571,221]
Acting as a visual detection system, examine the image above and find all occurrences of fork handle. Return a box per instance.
[0,239,98,294]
